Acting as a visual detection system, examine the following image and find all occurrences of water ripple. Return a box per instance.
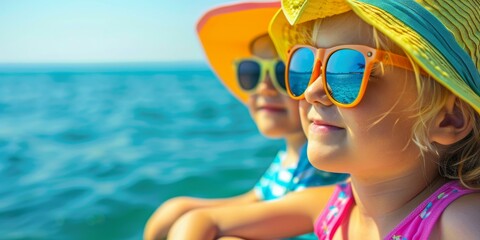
[0,66,282,240]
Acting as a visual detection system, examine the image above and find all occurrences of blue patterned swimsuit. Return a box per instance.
[254,143,349,239]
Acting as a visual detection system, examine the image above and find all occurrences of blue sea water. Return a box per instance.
[0,63,282,240]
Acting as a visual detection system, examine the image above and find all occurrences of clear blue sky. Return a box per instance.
[0,0,251,63]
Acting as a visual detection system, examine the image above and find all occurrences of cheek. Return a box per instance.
[246,95,257,118]
[344,72,420,156]
[347,110,419,165]
[281,97,303,133]
[357,70,419,123]
[283,97,300,119]
[299,100,310,135]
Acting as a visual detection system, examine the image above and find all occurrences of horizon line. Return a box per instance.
[0,60,206,65]
[0,61,213,74]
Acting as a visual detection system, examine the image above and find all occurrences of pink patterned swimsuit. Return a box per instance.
[314,181,477,240]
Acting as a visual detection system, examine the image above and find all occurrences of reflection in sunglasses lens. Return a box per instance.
[238,60,261,91]
[288,48,314,97]
[326,49,365,104]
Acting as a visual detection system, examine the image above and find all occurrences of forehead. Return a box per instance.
[314,12,375,48]
[250,34,277,59]
[313,11,405,55]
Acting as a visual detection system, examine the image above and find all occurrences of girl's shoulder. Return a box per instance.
[387,181,478,240]
[435,191,480,239]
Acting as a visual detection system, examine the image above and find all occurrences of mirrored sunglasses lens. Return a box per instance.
[326,49,365,104]
[288,48,315,97]
[275,61,286,91]
[237,60,261,91]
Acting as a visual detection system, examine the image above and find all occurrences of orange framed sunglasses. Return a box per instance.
[286,44,415,107]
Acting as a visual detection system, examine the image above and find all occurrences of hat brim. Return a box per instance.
[269,0,480,113]
[197,1,281,104]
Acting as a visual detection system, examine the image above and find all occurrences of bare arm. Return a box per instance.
[167,186,335,240]
[144,190,259,240]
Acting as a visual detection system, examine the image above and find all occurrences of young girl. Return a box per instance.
[144,2,347,239]
[168,0,480,239]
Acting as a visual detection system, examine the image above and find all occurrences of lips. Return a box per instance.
[312,119,342,128]
[257,105,286,111]
[309,118,344,133]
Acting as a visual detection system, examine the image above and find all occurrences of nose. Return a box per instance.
[304,74,333,107]
[255,71,278,96]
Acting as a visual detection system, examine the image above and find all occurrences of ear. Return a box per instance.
[429,95,473,145]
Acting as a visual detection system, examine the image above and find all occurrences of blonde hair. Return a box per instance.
[362,22,480,190]
[410,65,480,189]
[307,17,480,189]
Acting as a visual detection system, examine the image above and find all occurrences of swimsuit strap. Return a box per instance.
[386,181,478,240]
[315,181,478,240]
[314,182,354,240]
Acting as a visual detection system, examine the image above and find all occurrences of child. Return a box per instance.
[168,0,480,239]
[270,0,480,238]
[144,2,347,239]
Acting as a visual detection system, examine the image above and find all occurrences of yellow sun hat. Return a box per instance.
[269,0,480,113]
[196,1,281,104]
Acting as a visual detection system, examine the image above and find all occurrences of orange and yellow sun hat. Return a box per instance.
[196,1,281,104]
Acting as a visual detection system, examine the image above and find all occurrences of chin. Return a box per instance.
[256,121,285,134]
[258,128,285,139]
[306,143,347,172]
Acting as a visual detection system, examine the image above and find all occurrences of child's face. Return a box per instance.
[247,35,303,138]
[300,12,422,176]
